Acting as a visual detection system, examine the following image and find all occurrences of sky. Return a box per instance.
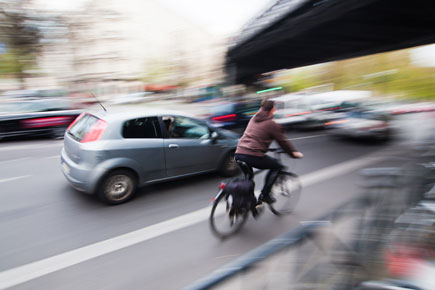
[34,0,435,66]
[156,0,273,36]
[35,0,273,36]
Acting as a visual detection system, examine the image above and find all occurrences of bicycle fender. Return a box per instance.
[212,189,225,203]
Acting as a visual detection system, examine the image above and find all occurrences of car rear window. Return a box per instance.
[68,113,100,141]
[122,117,162,138]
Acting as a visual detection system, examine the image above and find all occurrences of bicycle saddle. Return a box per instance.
[236,160,254,180]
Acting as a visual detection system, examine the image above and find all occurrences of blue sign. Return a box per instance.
[0,43,7,54]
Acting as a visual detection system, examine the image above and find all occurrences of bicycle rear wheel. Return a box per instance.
[209,190,249,239]
[269,171,301,216]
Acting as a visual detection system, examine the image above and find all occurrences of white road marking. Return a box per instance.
[0,155,59,164]
[0,142,63,152]
[0,158,30,165]
[0,151,386,289]
[0,175,32,184]
[299,155,386,187]
[0,207,211,290]
[47,155,60,159]
[288,134,327,141]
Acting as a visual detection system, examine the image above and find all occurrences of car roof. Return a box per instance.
[271,93,305,102]
[88,107,195,122]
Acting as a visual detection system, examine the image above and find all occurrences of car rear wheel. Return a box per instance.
[97,170,137,205]
[218,152,239,177]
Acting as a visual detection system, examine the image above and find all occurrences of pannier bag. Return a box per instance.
[224,178,256,215]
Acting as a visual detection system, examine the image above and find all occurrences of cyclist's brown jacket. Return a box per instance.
[235,108,297,157]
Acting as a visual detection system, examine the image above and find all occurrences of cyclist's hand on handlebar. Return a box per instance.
[292,152,304,159]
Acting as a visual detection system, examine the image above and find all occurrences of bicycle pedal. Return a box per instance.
[255,204,265,216]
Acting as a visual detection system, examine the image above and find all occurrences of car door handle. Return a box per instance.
[168,144,179,149]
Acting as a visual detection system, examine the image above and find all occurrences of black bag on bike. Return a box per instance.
[224,178,256,215]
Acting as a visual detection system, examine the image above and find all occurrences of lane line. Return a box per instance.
[0,158,30,165]
[0,151,386,289]
[47,155,60,159]
[288,134,327,141]
[0,175,32,184]
[0,207,211,290]
[0,142,63,152]
[300,155,387,187]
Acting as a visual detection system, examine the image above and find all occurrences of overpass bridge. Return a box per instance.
[226,0,435,84]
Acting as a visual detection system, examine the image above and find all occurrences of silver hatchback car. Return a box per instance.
[61,108,239,204]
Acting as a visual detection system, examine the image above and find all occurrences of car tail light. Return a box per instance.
[21,116,74,128]
[81,119,107,143]
[212,114,236,122]
[219,182,226,189]
[67,112,85,131]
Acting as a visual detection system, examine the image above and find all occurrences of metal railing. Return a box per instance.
[182,162,430,290]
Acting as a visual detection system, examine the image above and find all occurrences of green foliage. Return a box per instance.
[281,48,435,100]
[0,51,21,74]
[0,1,43,84]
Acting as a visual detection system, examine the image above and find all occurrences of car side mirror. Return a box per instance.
[210,131,219,143]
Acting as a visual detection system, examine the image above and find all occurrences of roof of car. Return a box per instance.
[271,93,305,102]
[87,106,195,122]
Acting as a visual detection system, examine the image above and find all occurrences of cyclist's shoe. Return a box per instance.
[258,194,276,204]
[253,204,264,219]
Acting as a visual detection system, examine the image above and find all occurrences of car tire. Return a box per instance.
[97,169,137,205]
[50,126,66,140]
[218,151,239,177]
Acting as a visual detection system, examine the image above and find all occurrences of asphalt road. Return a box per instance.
[0,113,431,290]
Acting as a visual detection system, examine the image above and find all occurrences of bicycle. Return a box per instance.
[209,148,302,239]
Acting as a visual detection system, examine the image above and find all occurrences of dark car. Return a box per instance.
[208,99,261,129]
[0,98,82,140]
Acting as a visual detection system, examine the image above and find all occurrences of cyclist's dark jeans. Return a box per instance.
[235,153,283,197]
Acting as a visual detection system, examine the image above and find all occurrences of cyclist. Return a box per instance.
[235,98,303,204]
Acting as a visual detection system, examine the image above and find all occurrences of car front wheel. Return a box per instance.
[97,170,137,205]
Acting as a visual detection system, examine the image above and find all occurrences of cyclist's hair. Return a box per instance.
[261,99,275,112]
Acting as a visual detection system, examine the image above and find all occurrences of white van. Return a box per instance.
[272,90,372,129]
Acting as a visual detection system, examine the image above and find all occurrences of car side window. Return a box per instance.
[166,116,210,139]
[122,117,162,138]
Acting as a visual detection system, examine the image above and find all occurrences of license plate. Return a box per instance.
[62,162,71,174]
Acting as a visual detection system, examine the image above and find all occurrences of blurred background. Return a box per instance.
[0,0,434,132]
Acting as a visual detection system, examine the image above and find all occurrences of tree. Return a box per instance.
[0,0,43,87]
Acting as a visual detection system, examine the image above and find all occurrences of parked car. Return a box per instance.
[207,99,261,129]
[326,109,392,140]
[0,98,81,140]
[61,108,239,204]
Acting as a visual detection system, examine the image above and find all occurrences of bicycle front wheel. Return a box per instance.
[209,191,248,239]
[269,172,301,216]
